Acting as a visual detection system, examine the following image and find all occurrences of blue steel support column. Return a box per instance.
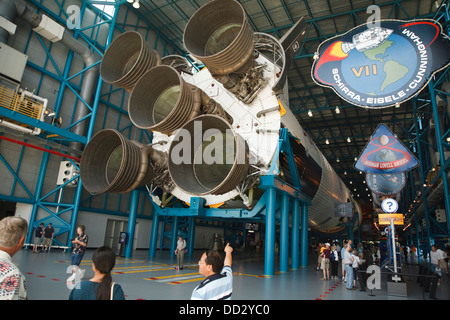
[408,228,413,247]
[264,187,276,276]
[159,218,166,250]
[124,190,139,258]
[170,216,180,257]
[187,216,196,256]
[291,199,300,270]
[149,211,160,257]
[300,202,309,267]
[280,194,290,272]
[429,79,450,231]
[347,223,354,243]
[26,152,49,243]
[412,101,432,249]
[67,2,119,246]
[68,182,84,245]
[414,210,422,261]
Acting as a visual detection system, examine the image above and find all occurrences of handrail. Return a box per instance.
[356,265,440,300]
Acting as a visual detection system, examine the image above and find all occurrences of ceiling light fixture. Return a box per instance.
[325,139,329,144]
[335,106,340,114]
[133,0,140,8]
[308,109,313,117]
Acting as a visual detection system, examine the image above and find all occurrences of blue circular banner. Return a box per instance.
[312,20,450,108]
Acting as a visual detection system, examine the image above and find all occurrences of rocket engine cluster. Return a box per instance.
[79,0,361,233]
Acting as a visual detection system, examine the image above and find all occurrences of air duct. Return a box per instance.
[0,0,17,43]
[14,0,98,153]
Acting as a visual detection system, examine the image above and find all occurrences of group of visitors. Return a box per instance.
[0,216,95,300]
[4,214,449,300]
[0,216,234,300]
[316,240,363,290]
[32,222,54,253]
[316,239,450,289]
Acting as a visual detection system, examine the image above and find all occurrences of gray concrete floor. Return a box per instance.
[12,247,450,301]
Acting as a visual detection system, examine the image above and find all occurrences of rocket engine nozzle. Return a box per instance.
[184,0,265,103]
[128,65,230,135]
[79,129,163,194]
[100,31,162,92]
[184,0,254,76]
[128,65,200,135]
[168,115,249,196]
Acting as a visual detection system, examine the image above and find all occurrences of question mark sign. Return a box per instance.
[382,198,397,213]
[387,201,393,211]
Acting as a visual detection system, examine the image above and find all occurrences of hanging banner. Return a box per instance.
[354,124,419,173]
[311,19,450,108]
[366,172,406,196]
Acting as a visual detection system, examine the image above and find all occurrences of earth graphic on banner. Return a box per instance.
[341,34,417,95]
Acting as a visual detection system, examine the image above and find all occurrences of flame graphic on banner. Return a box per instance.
[314,41,349,85]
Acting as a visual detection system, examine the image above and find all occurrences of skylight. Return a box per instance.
[92,0,116,18]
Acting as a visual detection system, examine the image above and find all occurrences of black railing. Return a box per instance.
[356,264,440,300]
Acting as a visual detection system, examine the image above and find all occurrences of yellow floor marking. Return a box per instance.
[144,272,200,280]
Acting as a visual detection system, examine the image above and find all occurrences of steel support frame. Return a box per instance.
[3,0,177,251]
[147,128,312,276]
[409,77,450,251]
[398,3,450,259]
[10,0,118,247]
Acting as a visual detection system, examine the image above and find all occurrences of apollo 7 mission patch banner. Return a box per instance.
[311,19,450,108]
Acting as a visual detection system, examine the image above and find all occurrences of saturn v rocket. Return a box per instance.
[79,0,361,233]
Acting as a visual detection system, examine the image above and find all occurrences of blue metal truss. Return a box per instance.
[0,0,118,246]
[1,0,188,249]
[400,1,450,257]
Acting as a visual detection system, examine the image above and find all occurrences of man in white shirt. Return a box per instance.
[430,245,445,284]
[343,244,354,290]
[0,216,28,300]
[191,243,233,300]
